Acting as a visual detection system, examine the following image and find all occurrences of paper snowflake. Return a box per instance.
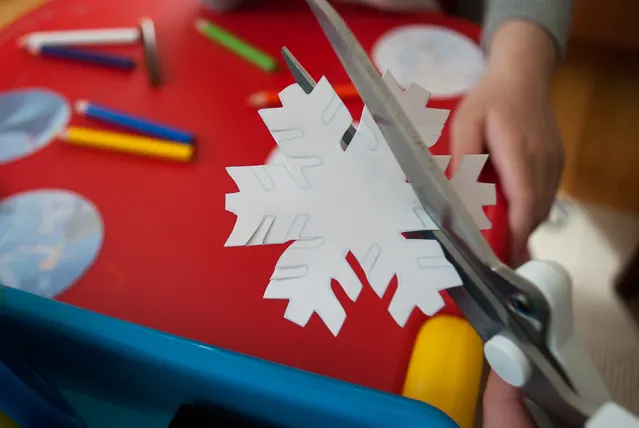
[225,72,495,336]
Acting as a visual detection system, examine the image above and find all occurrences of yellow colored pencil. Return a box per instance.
[60,126,194,162]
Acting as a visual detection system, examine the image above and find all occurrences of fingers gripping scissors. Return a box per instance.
[283,1,639,426]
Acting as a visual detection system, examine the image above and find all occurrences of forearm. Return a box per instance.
[482,0,573,60]
[486,20,557,91]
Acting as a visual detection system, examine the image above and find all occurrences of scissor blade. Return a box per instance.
[281,47,317,93]
[281,47,356,146]
[305,0,552,341]
[305,0,495,263]
[304,6,592,424]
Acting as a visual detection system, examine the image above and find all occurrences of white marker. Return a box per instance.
[18,28,140,48]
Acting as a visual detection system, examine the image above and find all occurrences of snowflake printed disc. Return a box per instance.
[225,72,496,336]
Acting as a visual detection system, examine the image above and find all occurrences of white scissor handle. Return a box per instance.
[484,260,639,427]
[515,260,611,406]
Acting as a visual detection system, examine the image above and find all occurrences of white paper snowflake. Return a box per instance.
[225,72,496,336]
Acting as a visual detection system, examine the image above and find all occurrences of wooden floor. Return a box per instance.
[553,41,639,214]
[0,0,44,28]
[2,0,639,214]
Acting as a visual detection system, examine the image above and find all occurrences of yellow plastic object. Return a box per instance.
[61,127,194,163]
[0,411,20,428]
[403,315,484,428]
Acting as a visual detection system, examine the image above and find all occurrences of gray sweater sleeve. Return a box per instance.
[482,0,573,58]
[201,0,573,57]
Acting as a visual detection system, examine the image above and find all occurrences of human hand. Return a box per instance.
[483,371,534,428]
[451,21,564,266]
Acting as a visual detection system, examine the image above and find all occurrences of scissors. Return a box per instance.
[282,1,639,426]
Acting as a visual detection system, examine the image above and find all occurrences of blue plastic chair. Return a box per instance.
[0,286,459,427]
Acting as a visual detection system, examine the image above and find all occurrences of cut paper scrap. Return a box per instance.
[225,72,496,336]
[0,189,104,298]
[0,89,70,164]
[372,25,484,98]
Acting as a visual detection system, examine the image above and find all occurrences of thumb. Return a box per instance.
[450,103,485,171]
[483,371,535,428]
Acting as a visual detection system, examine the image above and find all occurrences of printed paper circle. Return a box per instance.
[372,25,484,98]
[0,190,104,297]
[0,89,70,164]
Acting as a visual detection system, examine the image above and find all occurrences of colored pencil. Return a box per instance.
[60,127,194,162]
[18,28,140,48]
[75,100,195,143]
[248,83,359,107]
[28,45,136,71]
[195,19,278,73]
[140,18,162,87]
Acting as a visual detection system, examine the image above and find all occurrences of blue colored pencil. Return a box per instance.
[75,101,195,144]
[29,45,135,71]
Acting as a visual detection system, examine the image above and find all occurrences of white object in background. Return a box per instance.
[587,403,639,427]
[372,25,484,98]
[544,197,572,228]
[225,72,496,335]
[18,28,140,48]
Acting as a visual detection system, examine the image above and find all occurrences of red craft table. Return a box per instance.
[0,0,508,395]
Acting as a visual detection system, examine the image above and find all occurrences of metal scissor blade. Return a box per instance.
[281,47,317,93]
[305,0,495,264]
[306,0,551,344]
[281,47,356,146]
[304,5,597,425]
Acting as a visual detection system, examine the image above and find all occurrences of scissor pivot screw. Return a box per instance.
[509,293,533,316]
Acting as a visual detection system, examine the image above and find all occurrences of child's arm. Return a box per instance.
[483,0,573,59]
[452,0,574,265]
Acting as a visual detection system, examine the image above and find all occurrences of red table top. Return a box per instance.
[0,0,508,394]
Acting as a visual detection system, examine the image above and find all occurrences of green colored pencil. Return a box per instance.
[196,18,278,73]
